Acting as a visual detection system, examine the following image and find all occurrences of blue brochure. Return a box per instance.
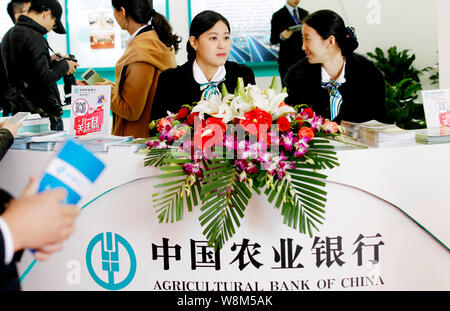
[38,139,106,204]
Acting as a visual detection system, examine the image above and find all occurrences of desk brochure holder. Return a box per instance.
[421,89,450,128]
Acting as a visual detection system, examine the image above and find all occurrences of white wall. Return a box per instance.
[2,0,441,89]
[438,0,450,89]
[166,0,439,89]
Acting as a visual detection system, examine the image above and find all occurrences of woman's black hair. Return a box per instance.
[111,0,181,52]
[303,9,359,56]
[187,10,231,62]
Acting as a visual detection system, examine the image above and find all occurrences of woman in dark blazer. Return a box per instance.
[285,10,387,124]
[151,10,256,121]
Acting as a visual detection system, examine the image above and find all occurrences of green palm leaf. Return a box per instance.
[151,153,201,223]
[199,160,252,250]
[145,148,172,167]
[265,137,338,237]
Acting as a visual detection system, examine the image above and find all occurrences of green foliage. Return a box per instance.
[146,138,340,251]
[367,47,422,84]
[384,78,426,129]
[199,160,251,251]
[423,65,440,86]
[149,152,201,223]
[367,46,429,129]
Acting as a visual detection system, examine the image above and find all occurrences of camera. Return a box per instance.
[61,54,78,106]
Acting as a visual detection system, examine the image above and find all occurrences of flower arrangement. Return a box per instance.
[145,76,343,250]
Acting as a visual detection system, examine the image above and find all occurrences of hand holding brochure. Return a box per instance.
[38,139,106,204]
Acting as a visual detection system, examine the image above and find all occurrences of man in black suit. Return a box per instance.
[270,0,309,87]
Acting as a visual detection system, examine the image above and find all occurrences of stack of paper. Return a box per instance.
[29,142,57,151]
[10,139,29,150]
[341,120,416,148]
[76,135,133,152]
[12,131,67,151]
[18,114,50,134]
[107,139,145,154]
[416,127,450,144]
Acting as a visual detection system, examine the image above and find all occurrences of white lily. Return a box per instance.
[270,92,294,119]
[190,79,295,123]
[248,85,294,120]
[191,94,222,120]
[213,102,234,123]
[230,96,253,120]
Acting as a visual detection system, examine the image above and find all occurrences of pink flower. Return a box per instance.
[146,140,159,149]
[311,116,325,130]
[300,107,315,120]
[182,161,202,177]
[281,131,298,152]
[269,130,280,146]
[157,118,172,132]
[294,137,310,158]
[172,129,187,141]
[323,121,339,133]
[235,159,258,176]
[224,134,236,152]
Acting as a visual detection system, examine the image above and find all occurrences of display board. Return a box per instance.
[189,0,285,63]
[67,0,168,69]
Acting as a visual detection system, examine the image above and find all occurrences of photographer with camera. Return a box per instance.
[50,53,78,107]
[1,0,78,131]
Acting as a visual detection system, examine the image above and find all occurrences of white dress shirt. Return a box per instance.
[192,60,226,84]
[321,59,347,84]
[0,216,14,265]
[285,3,297,17]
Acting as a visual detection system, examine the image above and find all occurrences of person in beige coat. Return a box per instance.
[104,0,180,138]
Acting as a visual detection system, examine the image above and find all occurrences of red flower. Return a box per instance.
[295,116,304,126]
[276,116,291,132]
[177,107,190,120]
[298,127,315,139]
[302,107,314,119]
[240,108,272,137]
[206,117,226,133]
[187,112,200,126]
[193,117,226,150]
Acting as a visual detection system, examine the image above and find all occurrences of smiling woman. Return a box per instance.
[285,9,387,124]
[151,10,256,121]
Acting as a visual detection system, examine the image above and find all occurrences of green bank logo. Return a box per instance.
[86,232,137,290]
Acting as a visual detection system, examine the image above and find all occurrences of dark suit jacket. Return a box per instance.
[270,6,309,75]
[0,131,21,291]
[151,60,256,121]
[285,53,387,123]
[0,129,13,161]
[0,190,21,291]
[0,45,10,115]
